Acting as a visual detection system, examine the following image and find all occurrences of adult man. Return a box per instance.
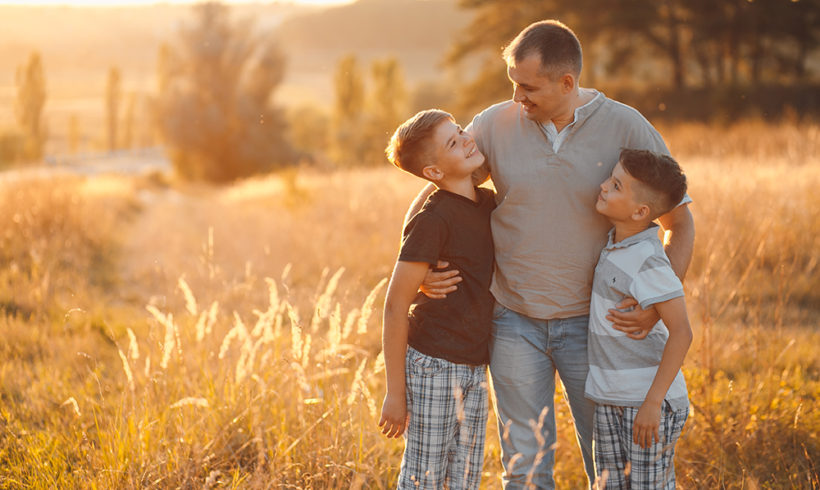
[411,20,695,489]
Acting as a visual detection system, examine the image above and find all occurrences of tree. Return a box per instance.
[602,0,688,89]
[105,67,121,152]
[155,2,293,182]
[364,57,407,164]
[121,93,135,150]
[15,51,47,161]
[445,1,560,115]
[330,54,366,166]
[447,0,819,109]
[68,114,81,154]
[287,104,329,160]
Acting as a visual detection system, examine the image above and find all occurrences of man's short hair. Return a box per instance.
[502,19,582,80]
[619,148,687,220]
[385,109,453,178]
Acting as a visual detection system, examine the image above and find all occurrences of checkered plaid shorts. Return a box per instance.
[593,402,689,489]
[397,347,489,490]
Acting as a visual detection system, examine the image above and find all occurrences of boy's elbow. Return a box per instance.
[679,323,693,348]
[383,299,408,323]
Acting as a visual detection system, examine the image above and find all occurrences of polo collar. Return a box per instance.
[571,89,604,128]
[604,223,661,250]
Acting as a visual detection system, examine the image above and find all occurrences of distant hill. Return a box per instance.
[0,0,471,114]
[276,0,468,53]
[0,3,313,98]
[274,0,471,105]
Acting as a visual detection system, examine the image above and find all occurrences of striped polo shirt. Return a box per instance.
[467,90,685,320]
[584,224,689,410]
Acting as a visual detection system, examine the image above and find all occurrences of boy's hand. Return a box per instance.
[608,297,660,340]
[633,402,662,449]
[419,261,462,299]
[378,393,408,438]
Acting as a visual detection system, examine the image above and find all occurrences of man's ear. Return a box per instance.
[422,165,443,182]
[632,204,651,221]
[560,73,575,93]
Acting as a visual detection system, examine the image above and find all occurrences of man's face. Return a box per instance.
[507,53,568,123]
[428,119,485,179]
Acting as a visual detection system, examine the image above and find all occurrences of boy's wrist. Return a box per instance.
[385,390,405,399]
[643,395,664,407]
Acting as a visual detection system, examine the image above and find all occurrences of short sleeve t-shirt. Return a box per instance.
[399,187,496,365]
[584,224,689,410]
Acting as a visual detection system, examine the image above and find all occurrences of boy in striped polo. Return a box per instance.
[584,148,693,489]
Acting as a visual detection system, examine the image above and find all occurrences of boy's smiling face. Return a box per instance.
[596,161,644,221]
[424,119,484,181]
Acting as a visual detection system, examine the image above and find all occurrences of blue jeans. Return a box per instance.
[489,304,595,489]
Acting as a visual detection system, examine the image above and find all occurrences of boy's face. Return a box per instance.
[596,162,644,221]
[426,119,485,179]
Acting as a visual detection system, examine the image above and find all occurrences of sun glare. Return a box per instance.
[0,0,353,5]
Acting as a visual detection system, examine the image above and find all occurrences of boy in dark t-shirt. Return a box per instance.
[378,109,495,489]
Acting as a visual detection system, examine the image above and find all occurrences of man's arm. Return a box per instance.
[410,163,491,298]
[632,296,692,448]
[378,260,430,439]
[609,204,695,338]
[657,203,695,280]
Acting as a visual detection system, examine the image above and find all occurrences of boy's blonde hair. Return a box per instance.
[619,148,687,220]
[385,109,454,178]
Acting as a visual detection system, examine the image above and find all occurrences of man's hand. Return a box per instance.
[607,297,660,340]
[378,393,408,438]
[419,260,462,299]
[633,401,662,449]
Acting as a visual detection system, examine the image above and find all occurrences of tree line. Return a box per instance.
[447,0,819,113]
[3,0,817,181]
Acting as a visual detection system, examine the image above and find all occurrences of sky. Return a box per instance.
[0,0,353,5]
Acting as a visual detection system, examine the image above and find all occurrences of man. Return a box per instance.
[410,20,695,489]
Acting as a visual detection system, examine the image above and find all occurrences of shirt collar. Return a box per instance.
[539,89,604,135]
[604,223,661,250]
[572,89,604,127]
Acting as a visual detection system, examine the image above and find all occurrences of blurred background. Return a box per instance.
[0,1,818,488]
[1,0,817,177]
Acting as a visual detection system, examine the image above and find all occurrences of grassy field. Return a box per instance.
[0,121,818,488]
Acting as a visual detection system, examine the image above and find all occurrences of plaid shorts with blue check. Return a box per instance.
[593,402,689,489]
[398,346,489,490]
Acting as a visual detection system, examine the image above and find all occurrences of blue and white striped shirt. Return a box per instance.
[584,224,689,410]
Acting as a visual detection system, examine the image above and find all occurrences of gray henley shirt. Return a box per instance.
[467,90,685,320]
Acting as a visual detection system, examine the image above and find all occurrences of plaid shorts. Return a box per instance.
[398,347,489,490]
[593,402,689,489]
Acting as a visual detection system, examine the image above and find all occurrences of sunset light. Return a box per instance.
[0,0,353,5]
[0,0,817,487]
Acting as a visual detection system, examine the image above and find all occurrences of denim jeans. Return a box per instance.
[489,304,595,489]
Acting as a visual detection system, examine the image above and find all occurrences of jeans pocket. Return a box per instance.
[492,302,508,320]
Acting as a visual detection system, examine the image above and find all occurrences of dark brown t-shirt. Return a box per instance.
[399,187,495,365]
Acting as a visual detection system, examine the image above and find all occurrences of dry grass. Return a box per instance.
[0,121,818,488]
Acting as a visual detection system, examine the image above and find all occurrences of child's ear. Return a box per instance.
[632,204,651,221]
[422,165,443,182]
